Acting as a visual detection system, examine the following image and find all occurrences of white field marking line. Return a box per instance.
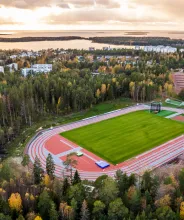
[59,128,66,132]
[82,152,98,162]
[122,140,183,172]
[29,130,55,162]
[56,147,82,158]
[165,113,181,119]
[60,139,98,162]
[59,105,147,133]
[80,139,184,176]
[135,135,184,159]
[54,144,184,179]
[76,143,183,176]
[162,107,184,114]
[130,147,184,174]
[76,148,184,179]
[60,139,79,149]
[30,126,181,176]
[52,143,184,179]
[79,156,92,165]
[28,105,184,180]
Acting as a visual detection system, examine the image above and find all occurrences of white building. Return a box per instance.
[0,66,4,73]
[10,55,17,59]
[6,63,18,72]
[168,47,177,53]
[21,68,33,76]
[19,51,40,58]
[135,46,141,50]
[32,64,52,71]
[103,46,110,51]
[144,45,177,53]
[59,51,67,54]
[125,56,132,60]
[21,64,52,77]
[155,46,163,53]
[91,72,100,76]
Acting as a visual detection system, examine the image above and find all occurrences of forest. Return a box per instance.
[0,48,184,219]
[89,37,184,47]
[0,68,173,154]
[0,153,184,220]
[1,48,183,155]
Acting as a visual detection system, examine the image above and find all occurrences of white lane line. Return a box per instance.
[60,139,78,149]
[28,105,184,180]
[56,147,82,158]
[166,113,181,119]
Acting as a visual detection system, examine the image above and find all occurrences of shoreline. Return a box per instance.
[0,36,183,49]
[0,36,86,42]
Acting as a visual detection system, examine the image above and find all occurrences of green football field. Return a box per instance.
[61,111,184,164]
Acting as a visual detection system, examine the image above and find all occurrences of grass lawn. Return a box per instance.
[62,111,184,164]
[157,110,176,117]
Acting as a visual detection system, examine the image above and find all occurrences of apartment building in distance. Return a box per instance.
[0,66,4,73]
[21,64,52,76]
[6,63,18,72]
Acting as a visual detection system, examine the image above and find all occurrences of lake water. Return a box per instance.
[0,39,137,51]
[0,30,183,50]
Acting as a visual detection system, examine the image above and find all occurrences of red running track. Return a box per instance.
[26,105,184,180]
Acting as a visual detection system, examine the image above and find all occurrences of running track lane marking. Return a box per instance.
[26,105,184,180]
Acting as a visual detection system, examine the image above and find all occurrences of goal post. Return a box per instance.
[150,102,162,113]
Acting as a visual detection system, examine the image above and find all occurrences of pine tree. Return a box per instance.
[46,153,55,179]
[93,200,105,220]
[108,198,129,220]
[49,202,58,220]
[71,198,78,219]
[21,154,30,168]
[62,178,70,197]
[38,191,51,220]
[72,170,81,185]
[17,215,25,220]
[179,169,184,193]
[33,156,43,184]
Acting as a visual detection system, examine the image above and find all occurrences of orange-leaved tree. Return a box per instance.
[34,216,43,220]
[8,193,22,213]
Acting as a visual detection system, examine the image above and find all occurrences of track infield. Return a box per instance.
[61,111,184,164]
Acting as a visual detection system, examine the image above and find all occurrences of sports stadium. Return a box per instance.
[26,104,184,180]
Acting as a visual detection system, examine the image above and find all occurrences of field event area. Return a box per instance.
[62,111,184,164]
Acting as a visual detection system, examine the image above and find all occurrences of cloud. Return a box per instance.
[0,0,120,9]
[0,0,184,30]
[46,8,168,25]
[130,0,184,21]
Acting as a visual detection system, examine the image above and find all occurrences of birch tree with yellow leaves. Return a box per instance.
[8,193,22,213]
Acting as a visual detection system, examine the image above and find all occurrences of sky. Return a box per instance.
[0,0,183,30]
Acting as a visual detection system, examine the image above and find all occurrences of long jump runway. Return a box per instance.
[26,105,184,180]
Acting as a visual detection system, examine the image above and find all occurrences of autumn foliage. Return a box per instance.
[8,193,22,212]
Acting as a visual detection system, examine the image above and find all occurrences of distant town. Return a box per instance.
[0,44,183,78]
